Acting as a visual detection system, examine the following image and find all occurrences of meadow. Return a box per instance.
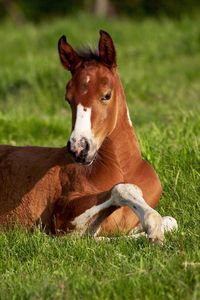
[0,14,200,299]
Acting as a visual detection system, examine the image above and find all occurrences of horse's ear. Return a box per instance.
[98,30,116,68]
[58,35,81,72]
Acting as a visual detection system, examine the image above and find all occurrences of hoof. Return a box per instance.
[162,216,178,232]
[143,210,164,244]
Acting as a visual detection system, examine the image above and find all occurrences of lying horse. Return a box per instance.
[0,30,177,242]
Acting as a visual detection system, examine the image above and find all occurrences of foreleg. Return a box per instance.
[110,184,165,243]
[55,183,174,243]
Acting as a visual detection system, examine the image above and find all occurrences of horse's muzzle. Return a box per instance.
[67,138,92,165]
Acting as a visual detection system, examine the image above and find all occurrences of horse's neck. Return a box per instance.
[89,79,142,189]
[105,114,141,174]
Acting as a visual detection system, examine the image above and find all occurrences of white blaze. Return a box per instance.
[70,104,92,141]
[69,103,99,160]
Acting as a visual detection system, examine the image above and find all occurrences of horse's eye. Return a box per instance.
[101,91,112,101]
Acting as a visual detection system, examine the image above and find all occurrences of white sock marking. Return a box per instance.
[71,184,159,236]
[71,198,113,233]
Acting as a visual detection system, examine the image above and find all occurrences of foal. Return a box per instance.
[0,30,177,242]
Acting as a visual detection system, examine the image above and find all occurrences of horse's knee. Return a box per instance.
[111,183,143,205]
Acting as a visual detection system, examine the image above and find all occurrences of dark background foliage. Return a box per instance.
[0,0,200,22]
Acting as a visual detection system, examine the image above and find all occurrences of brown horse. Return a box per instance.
[0,30,177,242]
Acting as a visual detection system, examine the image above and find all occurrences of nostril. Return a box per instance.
[80,137,90,152]
[67,137,90,163]
[85,140,90,151]
[80,149,87,159]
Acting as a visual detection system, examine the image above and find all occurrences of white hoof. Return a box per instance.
[143,210,164,244]
[162,216,178,233]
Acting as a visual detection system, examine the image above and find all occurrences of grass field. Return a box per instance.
[0,14,200,300]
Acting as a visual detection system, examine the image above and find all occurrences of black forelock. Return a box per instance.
[76,46,100,62]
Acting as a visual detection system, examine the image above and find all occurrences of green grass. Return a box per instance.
[0,14,200,300]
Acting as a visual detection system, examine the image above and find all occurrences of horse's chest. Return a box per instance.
[60,165,96,199]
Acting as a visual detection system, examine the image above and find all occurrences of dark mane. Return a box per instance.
[76,47,100,62]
